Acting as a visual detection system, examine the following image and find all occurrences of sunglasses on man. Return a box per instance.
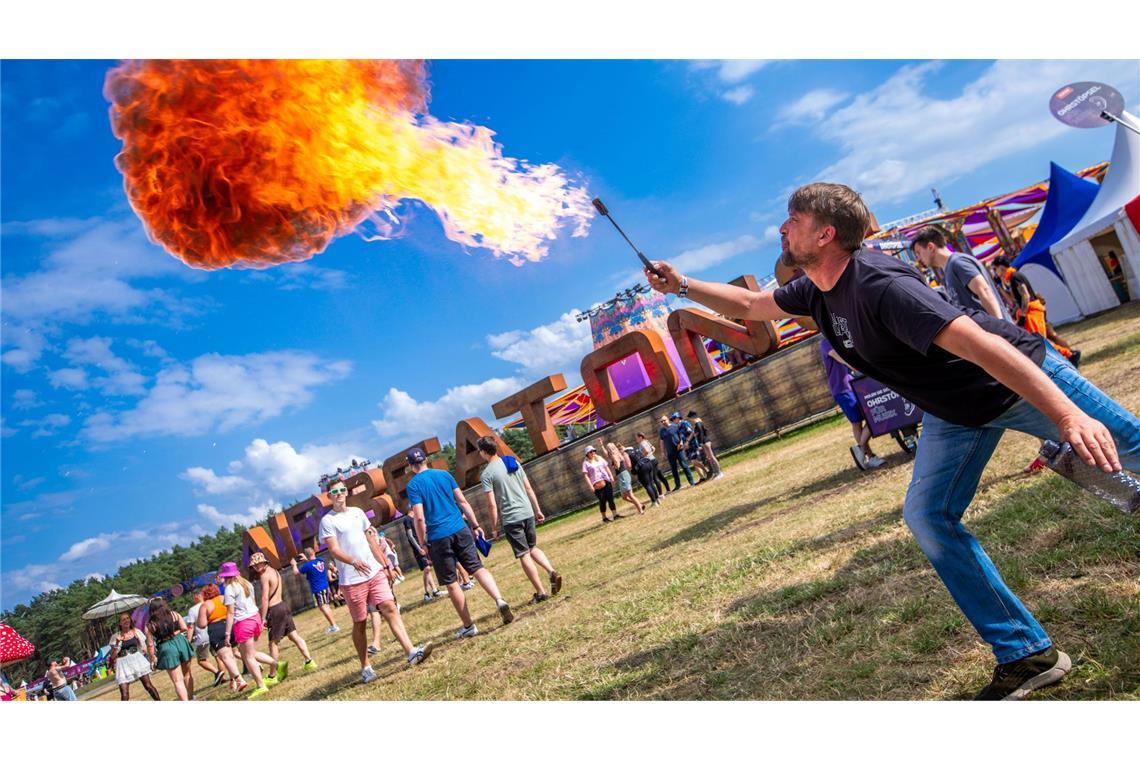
[329,486,347,495]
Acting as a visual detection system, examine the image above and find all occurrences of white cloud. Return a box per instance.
[690,60,771,105]
[82,350,351,443]
[1,217,204,376]
[670,233,771,274]
[807,59,1140,205]
[721,85,755,106]
[47,367,89,390]
[774,88,849,126]
[0,218,194,325]
[11,389,40,410]
[372,377,526,444]
[242,438,366,496]
[84,573,107,582]
[197,499,281,528]
[181,466,254,495]
[486,310,593,377]
[59,533,115,562]
[23,412,72,438]
[248,263,349,291]
[59,336,148,396]
[1,564,66,596]
[692,59,771,84]
[65,337,132,372]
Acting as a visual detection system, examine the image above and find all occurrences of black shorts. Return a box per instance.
[266,602,296,642]
[413,550,430,571]
[427,528,483,585]
[503,518,537,558]
[207,620,229,653]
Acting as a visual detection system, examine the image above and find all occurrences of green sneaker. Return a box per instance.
[247,686,270,699]
[301,659,317,672]
[974,647,1071,700]
[263,674,278,687]
[276,661,289,682]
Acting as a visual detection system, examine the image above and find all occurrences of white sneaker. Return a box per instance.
[850,445,868,471]
[460,581,475,590]
[326,624,340,634]
[455,624,478,639]
[407,641,433,666]
[361,666,379,684]
[866,455,887,469]
[423,593,433,603]
[714,473,726,480]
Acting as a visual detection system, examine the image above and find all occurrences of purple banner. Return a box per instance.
[850,375,924,438]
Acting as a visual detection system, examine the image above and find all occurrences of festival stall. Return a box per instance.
[0,623,36,701]
[1050,115,1140,315]
[1009,162,1102,324]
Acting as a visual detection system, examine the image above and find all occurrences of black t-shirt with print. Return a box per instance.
[773,249,1045,427]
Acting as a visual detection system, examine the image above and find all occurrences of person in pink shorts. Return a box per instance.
[218,561,278,699]
[318,477,433,684]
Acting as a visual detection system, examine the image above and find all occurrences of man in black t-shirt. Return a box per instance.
[646,182,1139,701]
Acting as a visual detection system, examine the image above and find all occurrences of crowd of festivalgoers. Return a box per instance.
[581,411,725,524]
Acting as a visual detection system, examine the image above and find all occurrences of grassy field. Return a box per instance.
[90,303,1140,701]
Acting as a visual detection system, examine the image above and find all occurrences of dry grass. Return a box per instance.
[87,303,1140,701]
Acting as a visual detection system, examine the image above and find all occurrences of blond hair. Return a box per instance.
[228,574,254,599]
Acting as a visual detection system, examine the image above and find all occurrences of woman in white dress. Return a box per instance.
[108,612,161,701]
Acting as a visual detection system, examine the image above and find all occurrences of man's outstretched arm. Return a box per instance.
[646,261,794,322]
[933,315,1120,471]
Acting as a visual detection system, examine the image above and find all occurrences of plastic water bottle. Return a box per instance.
[1039,440,1140,514]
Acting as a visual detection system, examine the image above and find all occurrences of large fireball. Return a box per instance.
[104,60,591,269]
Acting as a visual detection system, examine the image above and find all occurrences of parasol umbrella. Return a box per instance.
[82,589,148,620]
[0,623,36,665]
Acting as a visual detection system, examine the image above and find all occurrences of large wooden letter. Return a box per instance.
[491,374,567,456]
[267,513,298,563]
[454,418,518,489]
[344,468,396,526]
[287,492,331,552]
[383,438,448,512]
[241,526,280,572]
[667,276,778,387]
[580,329,678,423]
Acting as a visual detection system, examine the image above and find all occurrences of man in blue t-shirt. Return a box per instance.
[658,413,695,490]
[291,547,340,633]
[645,181,1140,700]
[405,448,514,639]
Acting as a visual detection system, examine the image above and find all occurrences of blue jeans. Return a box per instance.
[667,450,695,488]
[904,346,1140,664]
[52,685,77,701]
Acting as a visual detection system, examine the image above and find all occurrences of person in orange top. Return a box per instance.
[195,583,247,693]
[992,257,1080,366]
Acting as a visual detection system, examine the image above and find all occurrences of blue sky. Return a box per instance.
[2,58,1137,607]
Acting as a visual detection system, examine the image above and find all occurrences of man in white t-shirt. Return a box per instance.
[318,477,433,684]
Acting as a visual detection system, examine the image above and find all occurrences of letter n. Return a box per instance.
[667,280,777,387]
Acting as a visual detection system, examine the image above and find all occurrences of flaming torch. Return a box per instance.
[104,60,591,269]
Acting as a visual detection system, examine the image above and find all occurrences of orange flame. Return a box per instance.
[104,60,591,269]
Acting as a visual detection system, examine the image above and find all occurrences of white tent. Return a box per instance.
[1050,113,1140,315]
